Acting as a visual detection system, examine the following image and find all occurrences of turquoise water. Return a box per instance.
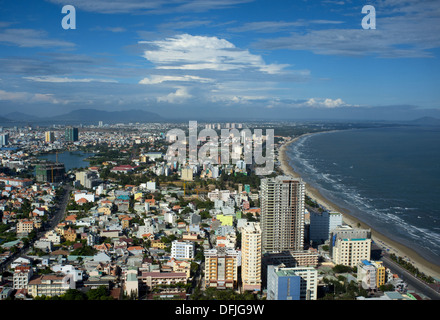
[38,151,94,171]
[287,126,440,266]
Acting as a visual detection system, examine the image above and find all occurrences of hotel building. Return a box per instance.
[330,226,372,267]
[260,176,305,253]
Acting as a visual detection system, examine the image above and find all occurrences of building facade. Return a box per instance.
[267,264,318,300]
[241,222,262,292]
[171,240,195,260]
[330,226,372,267]
[309,211,343,244]
[204,247,240,289]
[260,176,305,253]
[28,274,75,297]
[65,127,79,142]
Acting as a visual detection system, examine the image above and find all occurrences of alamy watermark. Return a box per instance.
[165,121,274,176]
[61,5,76,30]
[362,5,376,30]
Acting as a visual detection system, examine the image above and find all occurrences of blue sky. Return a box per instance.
[0,0,440,120]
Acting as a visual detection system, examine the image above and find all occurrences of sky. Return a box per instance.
[0,0,440,121]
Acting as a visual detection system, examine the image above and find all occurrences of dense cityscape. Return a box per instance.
[0,120,438,303]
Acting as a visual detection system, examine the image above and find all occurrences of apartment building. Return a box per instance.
[267,264,318,300]
[357,260,387,289]
[16,219,35,235]
[241,222,262,292]
[13,265,33,290]
[260,176,305,253]
[28,274,75,297]
[204,247,240,289]
[171,240,195,260]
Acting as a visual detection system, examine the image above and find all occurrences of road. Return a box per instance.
[371,242,440,300]
[0,184,71,273]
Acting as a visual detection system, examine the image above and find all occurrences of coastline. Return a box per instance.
[278,132,440,280]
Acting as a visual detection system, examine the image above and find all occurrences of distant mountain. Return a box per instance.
[410,117,440,126]
[0,115,12,123]
[47,108,164,124]
[4,112,40,122]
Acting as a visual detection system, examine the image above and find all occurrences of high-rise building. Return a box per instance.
[241,222,262,292]
[35,161,65,183]
[260,176,305,253]
[204,246,240,289]
[0,133,9,147]
[45,131,55,143]
[330,226,371,267]
[309,211,343,244]
[266,264,318,300]
[65,127,79,142]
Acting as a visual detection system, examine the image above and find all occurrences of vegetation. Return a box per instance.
[320,277,368,300]
[390,253,435,284]
[190,287,259,300]
[33,286,114,300]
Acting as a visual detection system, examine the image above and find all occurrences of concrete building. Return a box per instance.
[171,240,195,260]
[0,133,9,147]
[181,168,193,181]
[13,265,33,290]
[357,260,377,290]
[241,222,262,292]
[16,219,35,236]
[267,264,318,300]
[309,211,343,244]
[45,131,55,143]
[124,268,139,298]
[260,176,305,253]
[35,161,65,183]
[28,274,75,297]
[65,127,79,142]
[330,226,371,267]
[204,246,240,289]
[357,260,387,289]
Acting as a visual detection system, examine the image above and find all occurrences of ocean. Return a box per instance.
[286,126,440,266]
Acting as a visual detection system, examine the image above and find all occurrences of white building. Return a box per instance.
[74,192,95,203]
[171,240,195,260]
[330,226,372,267]
[13,265,33,290]
[51,264,84,282]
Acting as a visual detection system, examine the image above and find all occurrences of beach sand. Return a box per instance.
[278,133,440,280]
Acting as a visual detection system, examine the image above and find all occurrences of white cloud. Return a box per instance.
[46,0,254,14]
[304,98,348,108]
[0,89,28,101]
[0,29,75,48]
[228,19,344,33]
[0,89,69,104]
[157,87,192,103]
[255,1,440,58]
[140,34,288,74]
[139,75,213,84]
[23,76,118,83]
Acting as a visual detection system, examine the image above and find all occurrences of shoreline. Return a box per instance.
[278,132,440,280]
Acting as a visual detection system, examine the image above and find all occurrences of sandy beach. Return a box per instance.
[278,133,440,280]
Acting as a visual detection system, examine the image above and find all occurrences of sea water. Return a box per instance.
[287,126,440,266]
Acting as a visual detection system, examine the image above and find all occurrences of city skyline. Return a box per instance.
[0,0,440,121]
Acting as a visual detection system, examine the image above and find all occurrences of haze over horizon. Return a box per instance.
[0,0,439,121]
